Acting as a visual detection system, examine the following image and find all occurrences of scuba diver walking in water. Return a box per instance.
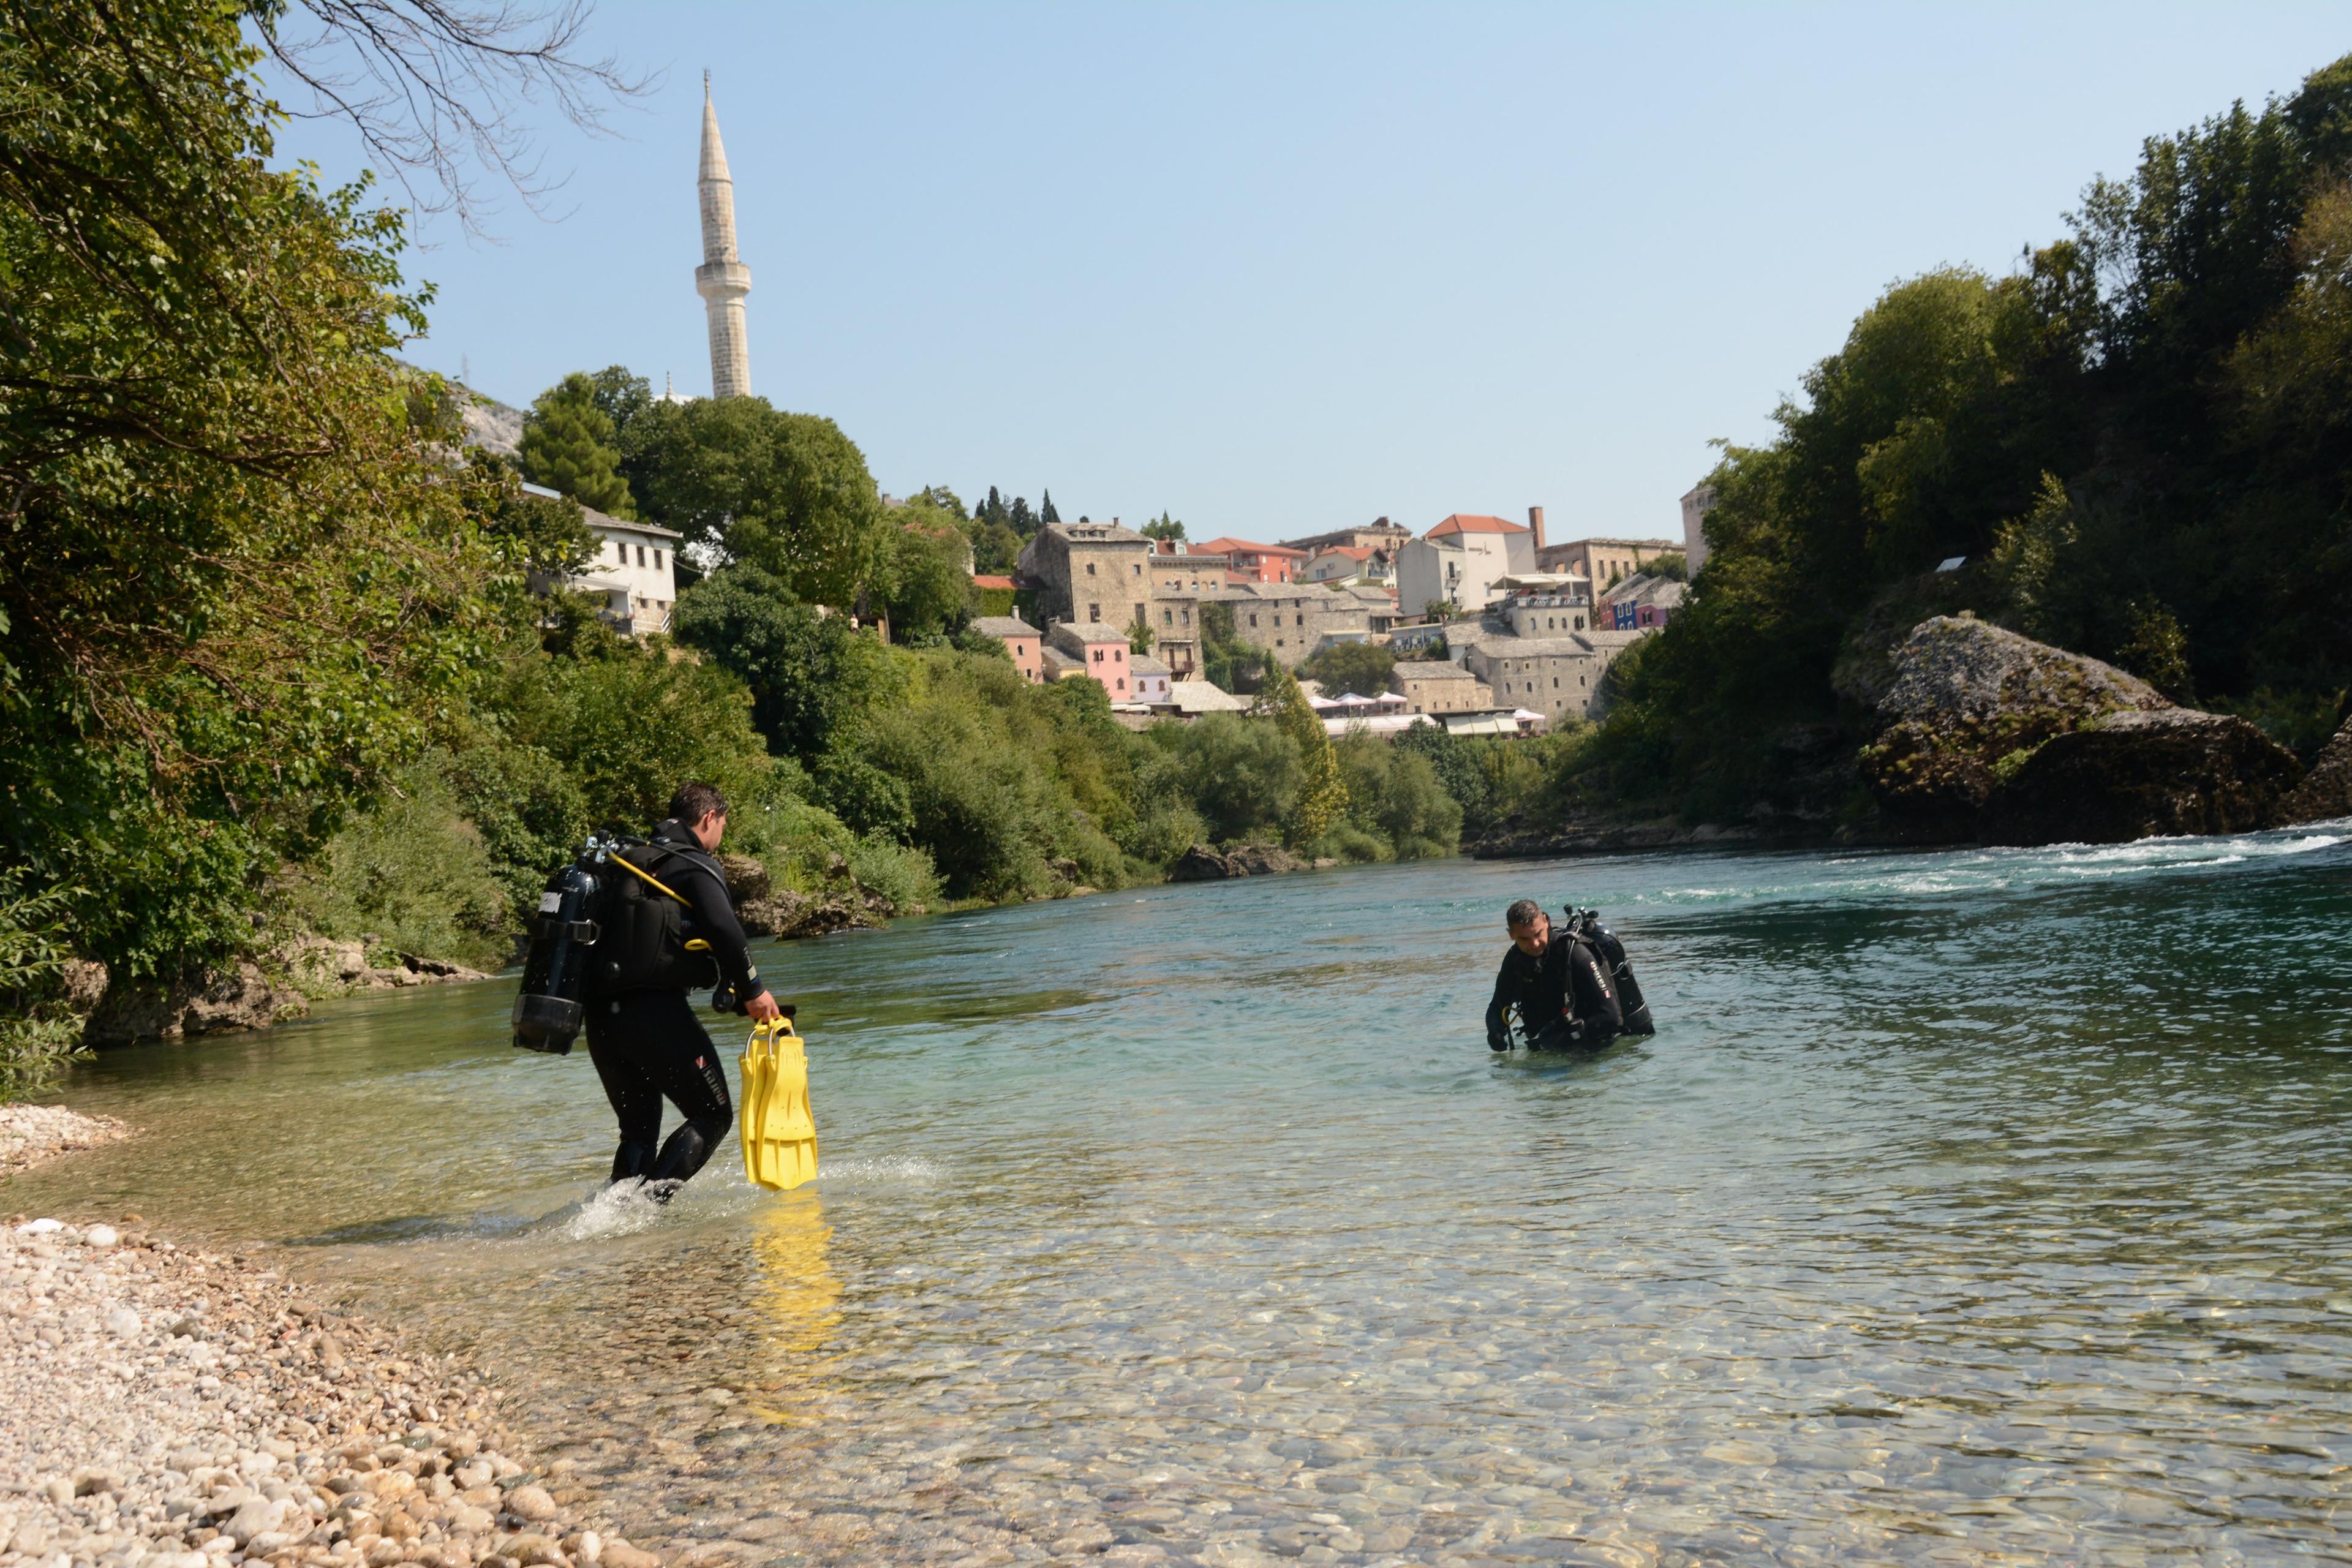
[587,782,780,1197]
[1485,898,1653,1051]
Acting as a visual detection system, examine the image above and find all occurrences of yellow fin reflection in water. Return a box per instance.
[744,1191,844,1426]
[739,1016,818,1191]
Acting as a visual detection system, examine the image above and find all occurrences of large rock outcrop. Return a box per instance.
[1861,616,2307,846]
[81,941,492,1048]
[1168,843,1331,881]
[1860,617,2171,834]
[720,851,891,938]
[83,963,308,1049]
[1981,708,2307,846]
[2279,713,2352,824]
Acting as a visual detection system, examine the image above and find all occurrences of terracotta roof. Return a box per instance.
[973,574,1016,590]
[1428,514,1529,539]
[1315,546,1374,561]
[1198,537,1308,559]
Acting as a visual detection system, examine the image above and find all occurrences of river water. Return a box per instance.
[16,830,2352,1567]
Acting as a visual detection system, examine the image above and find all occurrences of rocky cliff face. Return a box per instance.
[1861,616,2306,846]
[2278,712,2352,825]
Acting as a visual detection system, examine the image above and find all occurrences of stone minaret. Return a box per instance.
[695,73,753,399]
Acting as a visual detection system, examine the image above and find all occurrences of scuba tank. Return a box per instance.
[510,836,617,1055]
[1566,907,1655,1036]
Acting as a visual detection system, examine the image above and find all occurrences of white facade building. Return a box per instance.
[533,482,680,635]
[1395,513,1537,616]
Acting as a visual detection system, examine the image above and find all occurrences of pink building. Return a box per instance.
[971,614,1044,682]
[1196,537,1308,584]
[1048,621,1137,700]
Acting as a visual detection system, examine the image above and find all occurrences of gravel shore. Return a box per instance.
[2,1124,672,1568]
[0,1107,131,1176]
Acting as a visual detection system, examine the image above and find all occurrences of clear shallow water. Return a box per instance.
[17,828,2352,1567]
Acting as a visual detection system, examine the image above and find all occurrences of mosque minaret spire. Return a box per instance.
[695,71,753,399]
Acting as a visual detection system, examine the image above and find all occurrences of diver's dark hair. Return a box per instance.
[669,781,731,825]
[1506,898,1543,930]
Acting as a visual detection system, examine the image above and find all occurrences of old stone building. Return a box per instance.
[1207,581,1377,668]
[1536,535,1680,597]
[1390,660,1494,715]
[1280,518,1414,556]
[1017,520,1156,632]
[1452,624,1650,724]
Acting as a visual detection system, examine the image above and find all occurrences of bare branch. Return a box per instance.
[250,0,657,235]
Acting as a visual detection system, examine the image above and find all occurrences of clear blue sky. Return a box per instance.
[270,3,2350,545]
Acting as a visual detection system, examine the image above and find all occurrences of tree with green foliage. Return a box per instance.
[671,565,901,757]
[469,453,596,574]
[1258,658,1348,843]
[1040,491,1061,526]
[1155,715,1300,843]
[582,364,655,443]
[1586,53,2352,824]
[626,396,888,607]
[1140,512,1185,541]
[0,0,505,979]
[1332,735,1461,861]
[883,499,981,641]
[1298,640,1397,697]
[519,371,637,518]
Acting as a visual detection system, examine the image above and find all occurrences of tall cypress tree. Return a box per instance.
[1040,489,1060,525]
[1260,657,1347,843]
[520,372,635,518]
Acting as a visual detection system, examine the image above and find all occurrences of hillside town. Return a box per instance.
[982,499,1706,736]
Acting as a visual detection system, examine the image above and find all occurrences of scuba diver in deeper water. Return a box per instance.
[587,782,782,1197]
[1485,898,1654,1052]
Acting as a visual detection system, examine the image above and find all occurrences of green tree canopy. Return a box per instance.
[1140,512,1185,541]
[1298,640,1397,697]
[627,397,887,606]
[0,0,503,975]
[519,372,637,518]
[671,564,901,758]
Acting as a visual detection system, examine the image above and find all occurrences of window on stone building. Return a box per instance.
[1250,615,1259,627]
[1133,564,1142,576]
[636,545,647,567]
[1087,562,1097,576]
[1163,609,1173,625]
[1090,603,1101,621]
[654,549,664,570]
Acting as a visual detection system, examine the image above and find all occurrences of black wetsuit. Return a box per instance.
[1485,932,1624,1051]
[584,820,763,1189]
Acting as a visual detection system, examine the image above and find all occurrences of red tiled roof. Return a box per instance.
[1198,537,1308,558]
[973,574,1016,590]
[1428,513,1529,538]
[1317,546,1374,560]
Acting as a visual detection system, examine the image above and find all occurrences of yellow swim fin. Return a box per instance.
[739,1015,818,1192]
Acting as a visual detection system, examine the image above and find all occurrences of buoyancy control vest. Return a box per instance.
[587,842,722,1000]
[1570,909,1654,1036]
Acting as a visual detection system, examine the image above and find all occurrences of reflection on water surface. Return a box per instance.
[17,829,2352,1566]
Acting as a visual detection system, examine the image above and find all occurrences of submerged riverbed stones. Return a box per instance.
[0,1216,666,1568]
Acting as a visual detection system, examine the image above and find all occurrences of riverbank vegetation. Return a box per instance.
[1550,55,2352,828]
[0,1,1471,1090]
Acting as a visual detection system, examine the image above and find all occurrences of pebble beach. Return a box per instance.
[0,1107,666,1568]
